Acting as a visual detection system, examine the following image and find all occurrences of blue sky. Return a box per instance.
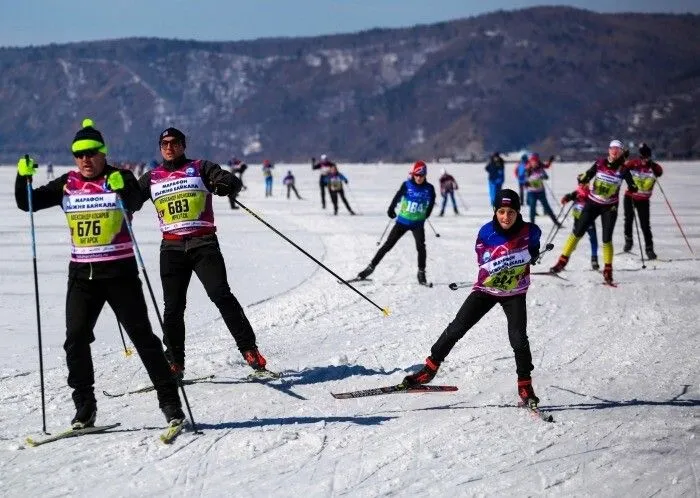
[2,0,698,47]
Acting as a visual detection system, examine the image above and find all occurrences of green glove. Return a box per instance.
[106,171,125,191]
[17,156,37,176]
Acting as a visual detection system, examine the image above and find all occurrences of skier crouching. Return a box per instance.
[401,189,544,407]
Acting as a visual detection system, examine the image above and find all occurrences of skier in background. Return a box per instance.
[228,158,248,209]
[326,165,355,215]
[46,161,55,180]
[438,168,459,216]
[355,160,436,285]
[622,143,663,260]
[312,154,334,209]
[400,189,544,408]
[560,183,600,270]
[262,159,274,197]
[283,170,303,200]
[525,153,559,226]
[485,152,505,207]
[550,139,637,284]
[14,119,184,429]
[514,153,528,201]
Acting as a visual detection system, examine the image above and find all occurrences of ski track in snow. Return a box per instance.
[0,162,699,497]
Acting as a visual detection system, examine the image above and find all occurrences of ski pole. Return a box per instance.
[427,219,440,238]
[116,318,133,357]
[632,204,647,269]
[543,203,567,244]
[656,180,695,257]
[544,203,573,248]
[452,243,554,290]
[236,200,390,316]
[544,181,559,209]
[115,196,201,434]
[456,191,468,211]
[345,184,362,215]
[376,220,391,246]
[24,155,47,434]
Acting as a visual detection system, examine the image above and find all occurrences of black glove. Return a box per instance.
[529,246,540,265]
[387,208,397,219]
[213,181,231,196]
[627,183,638,193]
[548,155,555,163]
[622,149,630,160]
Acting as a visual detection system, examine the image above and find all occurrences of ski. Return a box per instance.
[418,281,434,288]
[519,401,555,423]
[102,375,215,398]
[331,384,458,399]
[160,420,187,444]
[531,271,568,280]
[247,369,282,381]
[339,277,372,284]
[25,423,121,447]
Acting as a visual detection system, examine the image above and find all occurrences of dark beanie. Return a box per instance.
[72,118,108,154]
[494,188,521,212]
[159,127,186,148]
[639,143,652,158]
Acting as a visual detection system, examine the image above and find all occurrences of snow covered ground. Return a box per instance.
[0,160,698,497]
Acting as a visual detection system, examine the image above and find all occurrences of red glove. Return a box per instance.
[560,196,568,205]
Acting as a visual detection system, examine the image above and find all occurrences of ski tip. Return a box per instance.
[25,437,38,447]
[382,307,391,317]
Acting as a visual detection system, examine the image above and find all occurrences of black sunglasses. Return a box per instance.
[73,149,100,159]
[160,139,181,149]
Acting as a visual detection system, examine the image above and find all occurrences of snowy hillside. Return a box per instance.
[0,161,698,497]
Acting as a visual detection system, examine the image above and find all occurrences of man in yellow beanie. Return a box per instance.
[15,119,184,430]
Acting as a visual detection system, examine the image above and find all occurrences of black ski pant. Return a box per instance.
[319,177,328,208]
[623,196,653,250]
[64,275,180,410]
[573,201,617,243]
[371,222,426,271]
[430,291,534,379]
[228,191,239,209]
[160,242,257,367]
[330,189,353,214]
[287,184,302,199]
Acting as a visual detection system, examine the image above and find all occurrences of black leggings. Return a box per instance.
[371,223,426,270]
[623,197,653,250]
[160,243,257,366]
[430,291,533,379]
[573,201,618,243]
[330,190,353,213]
[65,275,180,409]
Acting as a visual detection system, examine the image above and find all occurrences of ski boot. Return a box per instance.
[591,256,600,271]
[71,403,97,430]
[550,255,569,273]
[603,264,614,285]
[623,237,633,253]
[243,348,268,372]
[517,379,540,408]
[646,248,657,260]
[357,264,375,280]
[400,356,440,388]
[161,404,186,426]
[417,270,427,285]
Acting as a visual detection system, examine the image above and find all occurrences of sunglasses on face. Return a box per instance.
[160,139,181,149]
[73,149,100,159]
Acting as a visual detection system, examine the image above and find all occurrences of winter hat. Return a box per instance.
[494,188,521,212]
[609,139,624,149]
[639,142,652,158]
[412,160,427,176]
[320,154,328,161]
[71,118,108,154]
[159,127,186,148]
[530,152,540,161]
